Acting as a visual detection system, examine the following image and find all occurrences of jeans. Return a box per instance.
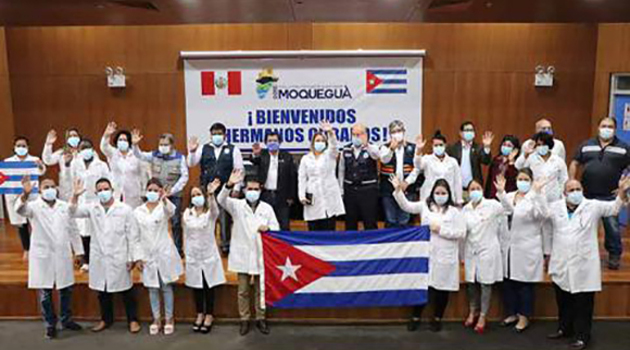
[38,287,73,329]
[168,196,184,256]
[148,278,174,321]
[382,195,411,228]
[602,215,622,257]
[503,279,534,317]
[98,288,138,325]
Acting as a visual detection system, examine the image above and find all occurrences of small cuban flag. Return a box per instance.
[366,69,408,94]
[0,161,39,195]
[260,226,429,309]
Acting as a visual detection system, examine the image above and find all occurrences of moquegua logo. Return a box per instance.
[256,68,279,99]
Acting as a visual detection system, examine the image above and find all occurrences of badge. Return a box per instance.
[407,145,413,152]
[363,153,369,159]
[224,148,231,155]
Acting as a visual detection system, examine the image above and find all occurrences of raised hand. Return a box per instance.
[618,175,630,194]
[104,122,117,137]
[415,134,426,154]
[494,174,506,194]
[207,179,221,195]
[188,136,200,152]
[21,175,33,196]
[482,131,494,148]
[131,129,143,145]
[532,176,549,194]
[227,169,244,187]
[320,120,333,133]
[523,140,535,156]
[45,130,57,145]
[72,178,86,198]
[252,142,263,157]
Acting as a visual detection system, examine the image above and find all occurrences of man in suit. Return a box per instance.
[446,121,493,197]
[250,131,297,231]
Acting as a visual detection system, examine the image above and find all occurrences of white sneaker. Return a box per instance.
[80,264,89,272]
[149,323,160,335]
[164,322,175,335]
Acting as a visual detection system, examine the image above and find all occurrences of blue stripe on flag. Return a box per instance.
[3,175,40,181]
[369,89,407,94]
[0,161,38,169]
[272,290,428,309]
[329,258,429,277]
[381,79,407,84]
[368,69,407,75]
[0,188,39,195]
[267,226,430,246]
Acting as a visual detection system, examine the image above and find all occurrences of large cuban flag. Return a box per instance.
[0,161,39,195]
[261,226,429,309]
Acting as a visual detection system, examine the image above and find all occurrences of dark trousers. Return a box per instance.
[98,288,138,325]
[307,217,336,231]
[16,223,30,251]
[38,287,73,329]
[81,236,91,264]
[343,185,379,231]
[261,190,291,231]
[412,287,450,319]
[503,278,534,317]
[554,283,594,343]
[192,274,216,315]
[169,195,184,256]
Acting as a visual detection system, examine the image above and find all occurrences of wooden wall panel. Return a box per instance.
[0,27,14,156]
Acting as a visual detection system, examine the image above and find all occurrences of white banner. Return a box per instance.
[184,53,423,152]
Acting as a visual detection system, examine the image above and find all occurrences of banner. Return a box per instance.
[260,226,430,309]
[184,53,423,152]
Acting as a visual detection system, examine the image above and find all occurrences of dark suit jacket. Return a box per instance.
[446,141,492,185]
[250,149,297,202]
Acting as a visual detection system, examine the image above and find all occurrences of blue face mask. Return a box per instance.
[469,190,483,203]
[566,190,584,206]
[67,136,80,148]
[97,190,113,203]
[501,145,514,156]
[314,141,327,152]
[14,146,28,157]
[267,141,280,152]
[191,195,205,207]
[434,194,449,206]
[81,148,94,161]
[212,134,224,146]
[599,127,614,140]
[42,188,57,202]
[117,140,129,152]
[543,128,553,136]
[245,190,260,203]
[433,145,446,156]
[462,131,475,142]
[145,191,160,203]
[517,180,531,193]
[536,145,550,156]
[352,136,363,148]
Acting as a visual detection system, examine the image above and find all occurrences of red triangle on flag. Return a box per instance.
[0,171,7,186]
[262,234,336,306]
[366,71,383,93]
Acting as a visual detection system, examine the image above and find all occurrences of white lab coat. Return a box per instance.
[101,137,150,208]
[414,154,463,204]
[463,199,505,284]
[70,155,111,237]
[16,197,83,290]
[497,191,546,282]
[393,190,466,291]
[218,186,279,275]
[42,145,77,201]
[298,138,345,221]
[134,200,183,288]
[3,154,46,226]
[71,200,143,293]
[183,201,226,289]
[548,197,622,293]
[522,138,566,161]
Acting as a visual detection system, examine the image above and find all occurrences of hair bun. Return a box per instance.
[434,129,442,137]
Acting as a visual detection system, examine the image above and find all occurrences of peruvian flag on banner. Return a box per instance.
[201,71,242,96]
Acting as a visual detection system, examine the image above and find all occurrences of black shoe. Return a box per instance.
[45,327,57,339]
[500,317,518,327]
[63,321,83,331]
[239,321,250,336]
[407,318,420,332]
[192,321,202,333]
[256,320,270,335]
[608,255,621,270]
[569,340,587,350]
[200,318,214,334]
[548,330,571,340]
[429,318,442,332]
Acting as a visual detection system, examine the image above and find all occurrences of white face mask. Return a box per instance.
[159,145,171,155]
[536,145,550,156]
[391,132,404,142]
[433,145,446,156]
[599,127,614,140]
[117,140,130,152]
[469,190,483,203]
[97,190,113,203]
[566,190,584,206]
[80,148,94,161]
[434,194,449,206]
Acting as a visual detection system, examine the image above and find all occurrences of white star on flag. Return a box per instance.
[277,257,301,282]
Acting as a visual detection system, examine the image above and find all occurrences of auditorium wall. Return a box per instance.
[0,27,14,156]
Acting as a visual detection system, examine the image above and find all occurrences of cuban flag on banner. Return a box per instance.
[366,69,408,94]
[260,226,429,309]
[0,161,39,195]
[200,71,242,96]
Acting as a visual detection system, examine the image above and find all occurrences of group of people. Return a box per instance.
[3,116,630,350]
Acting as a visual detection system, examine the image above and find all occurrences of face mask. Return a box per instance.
[469,190,483,203]
[543,128,553,136]
[145,191,160,203]
[314,141,327,152]
[352,136,363,148]
[462,131,475,142]
[80,148,94,161]
[191,195,205,207]
[117,140,129,152]
[599,127,614,140]
[159,145,171,155]
[501,145,513,156]
[536,145,550,156]
[245,190,260,203]
[434,194,449,206]
[67,136,80,148]
[267,141,280,152]
[433,145,446,156]
[42,188,57,202]
[97,190,113,204]
[566,191,584,206]
[212,134,224,146]
[391,132,404,142]
[517,180,531,193]
[14,146,28,157]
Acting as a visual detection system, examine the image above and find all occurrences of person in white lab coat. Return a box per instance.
[16,177,84,339]
[134,178,183,335]
[521,118,566,161]
[3,136,46,260]
[70,177,143,334]
[70,138,111,270]
[414,131,463,204]
[218,169,279,336]
[391,176,466,333]
[298,121,345,231]
[545,178,630,350]
[42,128,81,201]
[496,167,547,332]
[183,179,226,334]
[462,178,506,334]
[515,131,568,256]
[101,122,149,208]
